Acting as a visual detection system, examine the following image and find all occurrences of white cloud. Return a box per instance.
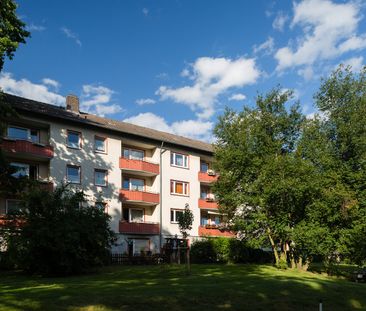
[275,0,366,72]
[228,93,246,101]
[341,56,364,72]
[180,68,190,77]
[124,112,213,141]
[135,98,156,106]
[27,24,46,32]
[42,78,60,90]
[0,72,65,105]
[61,27,82,46]
[156,57,260,119]
[253,37,274,55]
[297,66,314,81]
[142,8,149,16]
[272,12,288,31]
[80,85,122,116]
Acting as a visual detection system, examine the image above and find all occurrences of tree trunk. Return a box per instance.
[267,228,279,265]
[186,245,191,275]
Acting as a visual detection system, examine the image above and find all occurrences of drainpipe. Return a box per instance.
[159,141,166,253]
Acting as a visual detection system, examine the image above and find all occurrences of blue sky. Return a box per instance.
[1,0,366,141]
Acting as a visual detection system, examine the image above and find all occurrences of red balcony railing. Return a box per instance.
[119,221,160,234]
[0,139,54,159]
[119,157,159,175]
[38,182,54,192]
[0,217,24,228]
[198,226,235,237]
[198,171,218,183]
[120,189,159,204]
[198,198,218,209]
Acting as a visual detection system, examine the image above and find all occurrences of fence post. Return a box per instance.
[319,299,323,311]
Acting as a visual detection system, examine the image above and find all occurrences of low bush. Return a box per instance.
[191,238,273,264]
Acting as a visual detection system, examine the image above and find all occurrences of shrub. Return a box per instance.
[191,238,273,264]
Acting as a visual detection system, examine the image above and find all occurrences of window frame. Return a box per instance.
[94,135,107,153]
[129,208,145,223]
[122,147,145,161]
[94,169,108,187]
[66,165,81,184]
[200,161,209,173]
[170,208,184,224]
[123,177,146,192]
[7,125,39,143]
[170,180,189,196]
[170,151,189,169]
[66,130,82,149]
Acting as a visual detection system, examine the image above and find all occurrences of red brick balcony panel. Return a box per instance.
[119,158,159,175]
[198,171,218,183]
[0,139,54,159]
[198,198,218,209]
[198,226,235,237]
[119,221,159,235]
[120,189,159,204]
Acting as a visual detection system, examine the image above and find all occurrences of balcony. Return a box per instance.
[120,189,159,206]
[119,157,159,176]
[119,220,159,235]
[0,216,24,228]
[198,225,235,238]
[38,181,54,192]
[198,171,218,184]
[198,198,218,209]
[0,138,54,160]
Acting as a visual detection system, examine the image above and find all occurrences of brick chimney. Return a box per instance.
[66,94,79,113]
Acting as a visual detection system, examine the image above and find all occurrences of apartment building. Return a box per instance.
[0,93,234,255]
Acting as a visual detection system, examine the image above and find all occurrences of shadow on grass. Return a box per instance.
[0,264,365,311]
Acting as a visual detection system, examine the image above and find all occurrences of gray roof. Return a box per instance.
[4,93,213,154]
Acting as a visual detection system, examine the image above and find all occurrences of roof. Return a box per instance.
[3,93,213,154]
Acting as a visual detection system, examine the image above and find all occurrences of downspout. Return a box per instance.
[159,141,165,253]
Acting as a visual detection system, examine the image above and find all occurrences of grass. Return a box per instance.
[0,264,365,311]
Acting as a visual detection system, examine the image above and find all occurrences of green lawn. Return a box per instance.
[0,264,365,311]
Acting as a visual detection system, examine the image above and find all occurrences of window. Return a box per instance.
[130,208,144,223]
[131,238,150,255]
[95,169,107,186]
[10,163,38,180]
[200,161,209,173]
[170,180,189,196]
[67,165,81,184]
[67,131,81,149]
[123,148,144,161]
[171,152,188,168]
[170,209,184,223]
[95,136,106,153]
[123,178,145,191]
[200,186,209,199]
[6,200,23,214]
[7,126,39,143]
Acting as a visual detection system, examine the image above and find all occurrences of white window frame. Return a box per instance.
[66,165,81,184]
[6,199,23,214]
[7,125,39,143]
[67,130,81,149]
[170,209,184,223]
[94,136,106,153]
[94,169,107,187]
[171,152,189,168]
[123,147,145,161]
[129,208,144,223]
[170,180,189,196]
[123,177,145,191]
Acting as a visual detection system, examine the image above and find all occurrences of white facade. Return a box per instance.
[0,97,228,256]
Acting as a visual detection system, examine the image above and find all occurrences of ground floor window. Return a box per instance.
[6,200,23,215]
[128,238,150,256]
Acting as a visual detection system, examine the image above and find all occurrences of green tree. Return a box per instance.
[299,65,366,267]
[178,204,194,273]
[213,88,319,269]
[0,0,30,72]
[2,184,116,276]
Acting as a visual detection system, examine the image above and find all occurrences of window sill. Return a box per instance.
[67,146,82,150]
[170,193,190,197]
[170,164,189,170]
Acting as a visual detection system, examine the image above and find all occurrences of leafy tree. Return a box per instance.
[2,184,116,276]
[213,88,319,269]
[0,0,30,72]
[299,65,366,267]
[178,204,194,273]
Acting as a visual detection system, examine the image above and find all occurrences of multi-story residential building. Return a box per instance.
[0,93,234,255]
